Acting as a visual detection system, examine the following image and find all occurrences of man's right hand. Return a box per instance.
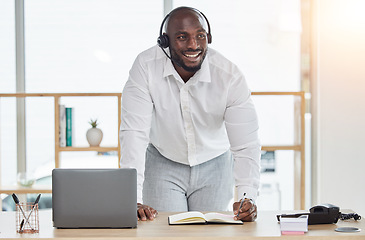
[137,203,158,221]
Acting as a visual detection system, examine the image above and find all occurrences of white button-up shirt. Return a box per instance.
[120,45,261,203]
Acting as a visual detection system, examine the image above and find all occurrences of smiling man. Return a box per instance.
[120,7,261,222]
[166,9,208,81]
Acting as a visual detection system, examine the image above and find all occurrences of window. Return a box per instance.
[173,0,302,91]
[0,0,17,185]
[0,0,16,93]
[1,0,163,185]
[25,0,163,92]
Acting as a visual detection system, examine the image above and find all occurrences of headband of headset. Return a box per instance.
[157,7,212,49]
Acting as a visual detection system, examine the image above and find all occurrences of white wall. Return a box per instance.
[312,0,365,215]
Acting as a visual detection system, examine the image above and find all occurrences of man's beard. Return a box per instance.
[170,48,207,72]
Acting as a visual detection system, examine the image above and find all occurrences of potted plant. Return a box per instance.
[86,119,103,147]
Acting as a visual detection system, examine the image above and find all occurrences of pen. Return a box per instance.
[236,193,246,218]
[12,193,33,229]
[19,219,24,232]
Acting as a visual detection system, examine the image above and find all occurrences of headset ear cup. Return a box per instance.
[157,34,169,48]
[207,33,212,44]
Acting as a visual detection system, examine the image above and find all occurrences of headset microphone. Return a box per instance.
[161,42,181,68]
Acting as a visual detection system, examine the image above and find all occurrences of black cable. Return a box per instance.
[340,212,362,221]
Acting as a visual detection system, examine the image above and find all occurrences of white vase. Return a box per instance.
[86,127,103,146]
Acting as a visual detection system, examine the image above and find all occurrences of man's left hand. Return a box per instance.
[137,203,158,221]
[233,198,257,222]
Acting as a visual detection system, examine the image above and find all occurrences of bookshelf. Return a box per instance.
[0,92,306,209]
[0,93,121,196]
[251,92,306,209]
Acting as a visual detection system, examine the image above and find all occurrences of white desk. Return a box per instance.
[0,210,363,239]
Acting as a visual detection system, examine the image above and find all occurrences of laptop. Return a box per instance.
[52,168,137,228]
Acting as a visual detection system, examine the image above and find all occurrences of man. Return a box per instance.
[120,7,261,222]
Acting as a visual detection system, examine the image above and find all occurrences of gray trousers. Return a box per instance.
[143,144,234,212]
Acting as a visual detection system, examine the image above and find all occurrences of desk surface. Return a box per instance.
[0,210,363,239]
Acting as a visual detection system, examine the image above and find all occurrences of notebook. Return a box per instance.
[52,168,137,228]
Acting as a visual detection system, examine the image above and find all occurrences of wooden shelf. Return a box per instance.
[0,185,52,194]
[262,145,302,151]
[52,93,122,168]
[0,93,122,97]
[59,146,119,152]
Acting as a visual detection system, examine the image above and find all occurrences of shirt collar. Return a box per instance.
[163,51,180,79]
[163,49,211,84]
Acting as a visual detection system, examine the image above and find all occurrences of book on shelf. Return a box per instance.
[66,107,74,147]
[59,104,66,147]
[280,215,308,233]
[168,211,243,225]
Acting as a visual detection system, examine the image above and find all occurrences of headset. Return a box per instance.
[157,7,212,50]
